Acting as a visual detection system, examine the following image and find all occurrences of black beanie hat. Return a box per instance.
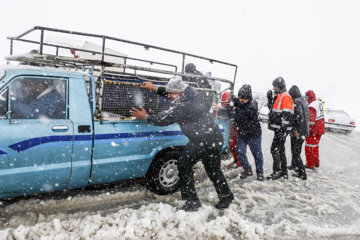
[185,63,196,73]
[272,76,286,89]
[238,84,252,99]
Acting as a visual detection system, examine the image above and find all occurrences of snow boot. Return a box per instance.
[281,172,288,179]
[215,194,234,209]
[176,199,201,212]
[240,168,253,179]
[292,171,307,180]
[257,174,264,181]
[287,165,298,171]
[267,171,282,180]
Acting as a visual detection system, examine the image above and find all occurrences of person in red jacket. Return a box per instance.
[304,90,325,169]
[220,92,242,168]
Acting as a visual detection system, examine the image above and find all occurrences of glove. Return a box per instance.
[267,90,273,109]
[230,96,240,108]
[267,90,273,101]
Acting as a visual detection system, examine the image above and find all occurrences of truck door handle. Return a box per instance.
[52,125,69,131]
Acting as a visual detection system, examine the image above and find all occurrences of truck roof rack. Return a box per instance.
[5,27,238,120]
[6,26,237,88]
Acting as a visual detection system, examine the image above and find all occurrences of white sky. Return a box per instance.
[1,0,360,126]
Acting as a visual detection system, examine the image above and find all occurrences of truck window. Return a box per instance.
[0,88,8,117]
[9,77,67,119]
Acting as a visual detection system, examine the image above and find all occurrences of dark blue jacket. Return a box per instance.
[220,98,262,141]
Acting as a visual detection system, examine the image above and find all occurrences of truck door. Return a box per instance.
[67,76,93,187]
[0,76,74,197]
[91,120,151,184]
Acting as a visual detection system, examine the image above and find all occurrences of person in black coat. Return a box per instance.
[130,76,234,211]
[288,85,309,180]
[183,63,211,89]
[218,84,264,181]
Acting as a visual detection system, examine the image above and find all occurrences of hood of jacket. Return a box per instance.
[305,90,316,104]
[289,85,302,99]
[174,86,198,105]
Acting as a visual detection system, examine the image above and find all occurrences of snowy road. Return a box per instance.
[1,124,360,240]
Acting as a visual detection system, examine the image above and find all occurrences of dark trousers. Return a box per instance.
[271,131,288,174]
[235,136,264,174]
[290,135,306,175]
[178,140,233,201]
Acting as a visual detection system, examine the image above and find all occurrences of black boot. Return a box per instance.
[287,165,298,171]
[176,199,201,212]
[267,171,282,180]
[281,172,288,179]
[257,174,264,181]
[215,195,234,209]
[292,171,307,180]
[240,168,253,179]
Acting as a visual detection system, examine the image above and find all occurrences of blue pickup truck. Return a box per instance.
[0,27,237,199]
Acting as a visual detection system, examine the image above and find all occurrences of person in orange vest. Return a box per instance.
[266,77,294,180]
[304,90,325,169]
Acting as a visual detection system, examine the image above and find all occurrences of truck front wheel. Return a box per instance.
[146,150,182,195]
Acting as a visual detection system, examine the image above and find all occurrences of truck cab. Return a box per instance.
[0,26,237,199]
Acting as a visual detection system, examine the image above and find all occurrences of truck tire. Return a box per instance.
[146,150,182,195]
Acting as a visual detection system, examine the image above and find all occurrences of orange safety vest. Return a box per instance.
[272,92,294,113]
[269,91,294,131]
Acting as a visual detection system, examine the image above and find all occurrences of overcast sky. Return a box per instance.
[1,0,360,126]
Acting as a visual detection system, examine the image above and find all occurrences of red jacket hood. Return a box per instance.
[305,90,316,104]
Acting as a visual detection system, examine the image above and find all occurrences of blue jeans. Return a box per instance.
[236,136,264,174]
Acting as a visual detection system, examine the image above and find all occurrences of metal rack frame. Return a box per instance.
[6,26,238,119]
[7,26,237,86]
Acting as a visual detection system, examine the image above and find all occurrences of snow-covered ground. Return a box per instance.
[1,124,360,240]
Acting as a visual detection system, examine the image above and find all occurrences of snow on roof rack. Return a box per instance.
[5,52,233,86]
[6,26,237,88]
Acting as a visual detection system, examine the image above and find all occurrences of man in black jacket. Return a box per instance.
[130,76,234,211]
[183,63,211,89]
[288,85,309,180]
[218,84,264,181]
